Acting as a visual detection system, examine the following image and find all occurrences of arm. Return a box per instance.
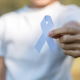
[0,57,6,80]
[0,15,7,80]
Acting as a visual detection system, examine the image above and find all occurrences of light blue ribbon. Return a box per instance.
[35,15,56,53]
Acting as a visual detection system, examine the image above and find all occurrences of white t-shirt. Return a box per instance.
[0,1,80,80]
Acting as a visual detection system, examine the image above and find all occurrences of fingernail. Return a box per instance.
[48,31,53,36]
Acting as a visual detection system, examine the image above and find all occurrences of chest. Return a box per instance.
[3,15,63,60]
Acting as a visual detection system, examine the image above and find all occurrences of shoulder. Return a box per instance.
[65,4,79,10]
[15,6,28,13]
[55,4,80,28]
[56,3,80,20]
[0,6,28,21]
[1,12,17,21]
[59,4,80,21]
[61,4,80,16]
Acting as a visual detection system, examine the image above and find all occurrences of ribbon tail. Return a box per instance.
[47,37,56,53]
[35,34,46,53]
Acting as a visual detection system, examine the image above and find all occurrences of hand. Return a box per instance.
[49,22,80,58]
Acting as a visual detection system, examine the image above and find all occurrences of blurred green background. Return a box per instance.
[0,0,80,16]
[0,0,80,80]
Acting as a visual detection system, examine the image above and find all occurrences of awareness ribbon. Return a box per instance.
[35,15,56,53]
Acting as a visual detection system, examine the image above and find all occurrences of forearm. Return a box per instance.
[0,57,6,80]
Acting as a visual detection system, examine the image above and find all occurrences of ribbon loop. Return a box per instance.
[35,15,56,53]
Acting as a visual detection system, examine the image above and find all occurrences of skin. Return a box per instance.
[0,57,6,80]
[30,0,56,8]
[49,22,80,58]
[31,0,80,58]
[0,0,80,80]
[0,0,57,80]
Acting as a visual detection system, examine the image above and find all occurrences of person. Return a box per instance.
[0,0,80,80]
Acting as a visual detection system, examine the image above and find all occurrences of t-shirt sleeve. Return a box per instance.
[0,17,5,57]
[56,5,80,28]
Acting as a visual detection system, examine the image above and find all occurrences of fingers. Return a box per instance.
[59,34,80,43]
[49,26,80,38]
[48,22,80,58]
[63,50,80,58]
[59,34,80,58]
[60,43,80,50]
